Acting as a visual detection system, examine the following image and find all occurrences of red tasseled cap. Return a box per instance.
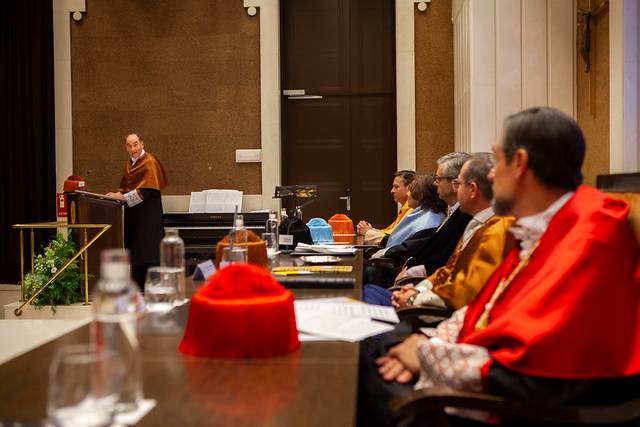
[179,263,300,358]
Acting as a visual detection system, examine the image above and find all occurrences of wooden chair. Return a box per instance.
[391,386,640,426]
[597,172,640,243]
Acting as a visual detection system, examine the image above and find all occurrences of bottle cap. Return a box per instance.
[100,249,131,282]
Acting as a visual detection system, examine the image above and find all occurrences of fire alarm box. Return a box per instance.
[57,193,67,217]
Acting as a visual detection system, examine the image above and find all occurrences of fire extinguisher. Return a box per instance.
[58,175,86,217]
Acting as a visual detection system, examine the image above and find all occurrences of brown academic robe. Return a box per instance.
[118,152,167,277]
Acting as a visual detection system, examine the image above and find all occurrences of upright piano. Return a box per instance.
[163,212,269,274]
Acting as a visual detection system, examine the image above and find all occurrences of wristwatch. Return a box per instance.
[407,294,417,306]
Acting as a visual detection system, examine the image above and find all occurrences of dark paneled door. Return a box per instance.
[281,0,396,228]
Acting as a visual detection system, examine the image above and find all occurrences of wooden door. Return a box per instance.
[281,0,396,228]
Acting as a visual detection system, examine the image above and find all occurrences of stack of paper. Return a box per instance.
[294,297,398,342]
[189,189,243,213]
[294,243,357,255]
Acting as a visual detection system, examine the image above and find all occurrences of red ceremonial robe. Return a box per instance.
[459,185,640,379]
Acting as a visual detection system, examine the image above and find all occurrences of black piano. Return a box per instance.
[163,212,269,274]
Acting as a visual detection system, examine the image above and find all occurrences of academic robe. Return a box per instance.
[457,186,640,402]
[428,215,514,309]
[118,152,167,267]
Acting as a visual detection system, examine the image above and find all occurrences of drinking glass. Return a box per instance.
[144,266,180,312]
[219,247,248,268]
[261,232,278,258]
[47,344,122,427]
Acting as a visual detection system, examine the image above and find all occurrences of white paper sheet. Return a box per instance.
[296,312,394,342]
[294,300,399,324]
[188,191,206,213]
[189,189,243,213]
[293,298,398,342]
[294,243,357,255]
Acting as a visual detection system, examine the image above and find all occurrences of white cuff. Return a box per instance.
[415,279,433,293]
[413,289,446,308]
[370,248,387,259]
[415,338,489,392]
[124,190,143,207]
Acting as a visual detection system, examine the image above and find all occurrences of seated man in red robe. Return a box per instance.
[358,107,640,427]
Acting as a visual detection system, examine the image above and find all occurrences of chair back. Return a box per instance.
[597,173,640,244]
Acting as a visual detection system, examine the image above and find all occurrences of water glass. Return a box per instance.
[219,247,248,268]
[47,344,122,427]
[261,232,278,258]
[144,266,180,312]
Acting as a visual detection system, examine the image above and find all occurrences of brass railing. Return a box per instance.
[11,222,112,316]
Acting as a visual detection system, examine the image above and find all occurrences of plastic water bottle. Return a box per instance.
[91,249,143,413]
[160,228,186,302]
[265,211,279,256]
[232,214,249,244]
[266,212,278,237]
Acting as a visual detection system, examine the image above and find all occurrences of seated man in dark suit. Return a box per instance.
[365,152,473,289]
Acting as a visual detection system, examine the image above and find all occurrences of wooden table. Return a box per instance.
[0,251,363,427]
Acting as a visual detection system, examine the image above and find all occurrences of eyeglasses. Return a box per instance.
[452,179,475,191]
[431,174,456,184]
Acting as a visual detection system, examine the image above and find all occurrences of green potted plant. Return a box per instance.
[22,232,83,312]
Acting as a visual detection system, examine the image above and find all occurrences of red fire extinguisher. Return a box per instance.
[58,175,86,217]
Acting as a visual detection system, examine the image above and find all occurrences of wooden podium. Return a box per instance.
[66,191,125,288]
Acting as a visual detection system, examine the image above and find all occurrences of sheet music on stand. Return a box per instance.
[188,189,243,213]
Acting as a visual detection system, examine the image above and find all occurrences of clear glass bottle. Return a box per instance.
[91,249,143,413]
[160,228,185,301]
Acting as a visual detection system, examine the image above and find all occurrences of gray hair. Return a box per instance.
[436,152,471,178]
[461,152,495,201]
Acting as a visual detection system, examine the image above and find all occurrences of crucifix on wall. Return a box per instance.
[578,0,609,115]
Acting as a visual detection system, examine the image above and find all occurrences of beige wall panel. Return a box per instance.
[521,0,547,109]
[495,0,522,129]
[415,0,454,174]
[547,0,575,116]
[71,0,261,195]
[469,0,496,152]
[576,0,609,186]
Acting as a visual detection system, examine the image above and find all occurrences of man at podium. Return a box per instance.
[106,133,168,288]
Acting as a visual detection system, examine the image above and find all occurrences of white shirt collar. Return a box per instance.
[510,191,574,259]
[471,206,494,225]
[130,149,146,166]
[448,202,460,216]
[460,206,494,250]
